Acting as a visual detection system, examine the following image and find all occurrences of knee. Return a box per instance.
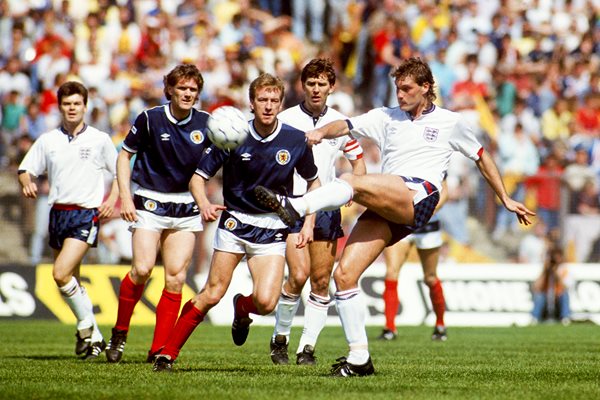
[310,274,332,296]
[333,263,357,291]
[424,274,438,287]
[339,172,353,185]
[287,267,309,293]
[52,271,71,287]
[130,264,153,283]
[164,270,187,293]
[254,294,278,315]
[198,285,225,309]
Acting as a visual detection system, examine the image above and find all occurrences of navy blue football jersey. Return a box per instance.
[197,120,318,214]
[122,104,211,193]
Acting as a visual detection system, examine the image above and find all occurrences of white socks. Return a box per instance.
[297,292,330,353]
[59,277,93,331]
[272,289,301,340]
[336,288,370,365]
[80,285,103,342]
[289,178,353,217]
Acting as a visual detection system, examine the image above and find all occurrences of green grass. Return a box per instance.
[0,321,598,399]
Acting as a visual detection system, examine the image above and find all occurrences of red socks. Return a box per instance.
[115,273,145,331]
[162,300,205,360]
[236,294,259,316]
[149,289,182,354]
[429,279,445,327]
[382,279,399,332]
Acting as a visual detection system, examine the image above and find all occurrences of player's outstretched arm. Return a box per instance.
[475,150,535,226]
[306,120,350,146]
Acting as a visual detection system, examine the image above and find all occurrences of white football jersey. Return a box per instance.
[19,125,117,208]
[279,104,363,195]
[349,105,482,193]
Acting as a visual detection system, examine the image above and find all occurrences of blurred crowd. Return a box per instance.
[1,0,599,265]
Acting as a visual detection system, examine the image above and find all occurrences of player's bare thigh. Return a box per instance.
[130,228,161,283]
[247,254,286,314]
[161,229,199,292]
[52,238,90,285]
[340,173,415,225]
[334,217,392,291]
[194,250,244,312]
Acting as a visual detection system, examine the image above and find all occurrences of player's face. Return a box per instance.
[394,76,430,115]
[251,86,282,131]
[168,77,199,116]
[302,74,332,115]
[59,94,87,126]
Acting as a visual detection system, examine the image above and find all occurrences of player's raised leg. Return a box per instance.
[256,173,416,227]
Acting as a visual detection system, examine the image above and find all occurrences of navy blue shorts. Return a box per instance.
[49,205,100,250]
[289,209,344,241]
[219,211,289,244]
[358,177,439,246]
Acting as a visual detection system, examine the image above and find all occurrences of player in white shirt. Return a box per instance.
[269,58,365,366]
[255,57,535,377]
[18,81,118,360]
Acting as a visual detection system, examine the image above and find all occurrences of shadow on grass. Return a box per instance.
[17,355,75,361]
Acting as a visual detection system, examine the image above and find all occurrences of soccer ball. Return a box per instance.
[206,106,249,150]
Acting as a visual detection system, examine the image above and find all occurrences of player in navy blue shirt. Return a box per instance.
[106,64,211,364]
[152,73,320,372]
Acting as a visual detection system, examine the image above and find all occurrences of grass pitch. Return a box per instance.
[0,321,598,399]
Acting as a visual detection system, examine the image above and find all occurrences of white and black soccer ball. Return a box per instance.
[206,106,249,150]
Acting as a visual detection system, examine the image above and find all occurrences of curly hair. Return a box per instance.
[391,57,437,102]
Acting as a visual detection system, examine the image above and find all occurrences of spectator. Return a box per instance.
[573,178,600,216]
[573,92,600,139]
[541,97,573,143]
[524,153,564,232]
[531,246,572,325]
[34,40,71,93]
[20,99,48,140]
[562,145,597,212]
[0,56,32,99]
[1,89,26,164]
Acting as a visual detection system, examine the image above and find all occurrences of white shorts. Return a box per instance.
[213,228,286,257]
[132,210,203,232]
[404,229,443,250]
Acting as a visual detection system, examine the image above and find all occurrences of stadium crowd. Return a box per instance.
[1,0,599,264]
